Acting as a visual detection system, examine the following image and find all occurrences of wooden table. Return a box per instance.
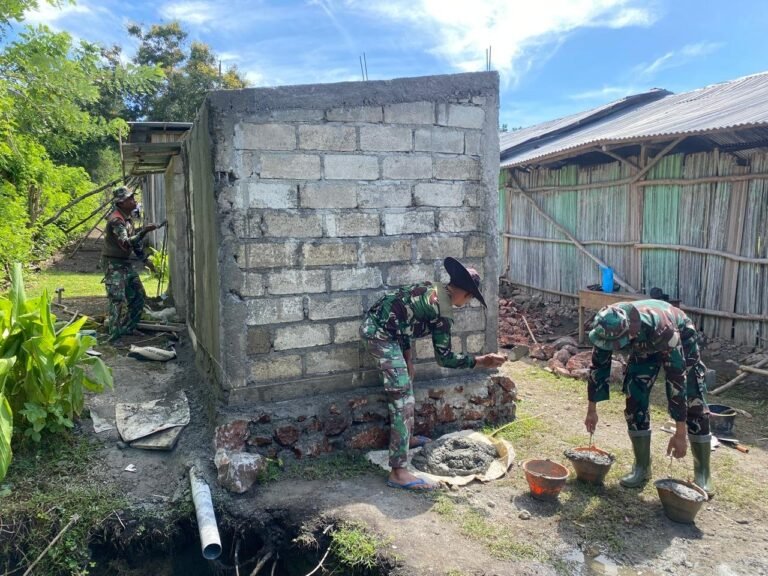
[577,290,680,345]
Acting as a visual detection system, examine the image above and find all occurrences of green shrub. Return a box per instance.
[146,246,170,285]
[0,263,113,481]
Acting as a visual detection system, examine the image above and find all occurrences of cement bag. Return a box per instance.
[128,345,177,362]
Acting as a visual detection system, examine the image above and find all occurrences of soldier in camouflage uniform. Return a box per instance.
[360,257,506,491]
[584,299,712,495]
[101,187,160,342]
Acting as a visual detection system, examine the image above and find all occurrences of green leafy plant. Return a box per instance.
[147,247,169,284]
[0,263,113,481]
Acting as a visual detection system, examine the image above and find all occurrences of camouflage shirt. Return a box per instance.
[102,207,147,263]
[588,300,701,420]
[361,282,476,369]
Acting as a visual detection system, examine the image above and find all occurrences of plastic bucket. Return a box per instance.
[709,404,737,435]
[655,479,708,523]
[564,446,615,485]
[522,459,569,501]
[600,266,614,293]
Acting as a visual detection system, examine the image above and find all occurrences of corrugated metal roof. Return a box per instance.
[501,72,768,167]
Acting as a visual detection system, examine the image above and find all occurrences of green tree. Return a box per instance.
[0,0,68,34]
[127,21,248,121]
[0,23,162,270]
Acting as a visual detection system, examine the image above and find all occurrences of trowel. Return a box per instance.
[716,436,749,453]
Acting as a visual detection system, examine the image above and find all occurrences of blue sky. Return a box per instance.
[15,0,768,129]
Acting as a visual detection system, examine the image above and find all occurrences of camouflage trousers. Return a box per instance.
[361,335,414,468]
[102,260,145,341]
[623,353,709,436]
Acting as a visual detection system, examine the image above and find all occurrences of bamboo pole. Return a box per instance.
[635,243,768,265]
[41,178,121,227]
[711,357,768,395]
[63,199,112,234]
[501,234,768,265]
[509,171,639,293]
[735,365,768,377]
[502,233,637,247]
[503,280,768,323]
[678,304,768,322]
[503,170,768,194]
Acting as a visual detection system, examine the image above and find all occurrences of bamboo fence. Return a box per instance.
[502,149,768,345]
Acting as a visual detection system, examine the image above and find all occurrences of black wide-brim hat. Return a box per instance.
[443,257,487,308]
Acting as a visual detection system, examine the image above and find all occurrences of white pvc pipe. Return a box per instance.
[189,466,222,560]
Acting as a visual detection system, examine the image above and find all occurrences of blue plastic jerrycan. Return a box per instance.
[600,266,614,293]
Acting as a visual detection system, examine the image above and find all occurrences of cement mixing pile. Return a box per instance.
[564,448,614,466]
[655,480,707,502]
[412,436,498,477]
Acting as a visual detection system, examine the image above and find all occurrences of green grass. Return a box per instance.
[23,270,106,298]
[20,269,155,299]
[330,522,390,572]
[1,433,131,575]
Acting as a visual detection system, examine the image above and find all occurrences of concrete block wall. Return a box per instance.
[204,72,500,405]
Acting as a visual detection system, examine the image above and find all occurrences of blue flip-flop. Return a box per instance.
[386,478,438,491]
[410,435,432,448]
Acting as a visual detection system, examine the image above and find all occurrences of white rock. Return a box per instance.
[214,449,266,494]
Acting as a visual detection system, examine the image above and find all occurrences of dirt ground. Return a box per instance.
[43,247,768,575]
[78,328,768,576]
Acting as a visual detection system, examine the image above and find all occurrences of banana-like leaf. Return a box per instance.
[0,358,16,482]
[82,357,113,393]
[9,263,26,325]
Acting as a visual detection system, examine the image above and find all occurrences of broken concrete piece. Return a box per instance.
[214,449,266,494]
[115,390,190,443]
[130,426,184,450]
[90,407,115,433]
[507,345,529,362]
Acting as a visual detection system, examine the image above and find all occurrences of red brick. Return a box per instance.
[247,435,273,447]
[437,404,456,423]
[490,375,517,393]
[214,420,249,451]
[274,425,300,446]
[348,425,388,449]
[462,409,484,421]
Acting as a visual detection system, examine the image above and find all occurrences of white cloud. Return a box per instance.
[159,1,221,27]
[636,42,723,78]
[24,1,94,26]
[569,85,639,100]
[346,0,658,85]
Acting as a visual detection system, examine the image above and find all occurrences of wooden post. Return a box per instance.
[630,137,685,184]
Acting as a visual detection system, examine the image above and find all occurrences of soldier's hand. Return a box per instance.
[476,353,507,369]
[667,432,688,459]
[585,406,598,433]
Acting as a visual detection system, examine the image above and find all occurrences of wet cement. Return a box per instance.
[412,436,498,476]
[656,480,706,502]
[564,448,614,467]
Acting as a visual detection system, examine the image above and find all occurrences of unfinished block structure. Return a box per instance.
[173,72,512,457]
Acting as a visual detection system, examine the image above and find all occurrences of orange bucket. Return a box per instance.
[522,459,569,501]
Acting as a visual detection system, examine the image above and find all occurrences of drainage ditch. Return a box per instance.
[88,509,392,576]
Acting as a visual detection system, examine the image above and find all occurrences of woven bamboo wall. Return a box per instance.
[503,149,768,345]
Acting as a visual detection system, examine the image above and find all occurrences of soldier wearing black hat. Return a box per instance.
[360,257,506,491]
[101,187,161,342]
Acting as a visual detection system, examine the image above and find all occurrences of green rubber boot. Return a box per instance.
[690,433,714,498]
[620,429,652,488]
